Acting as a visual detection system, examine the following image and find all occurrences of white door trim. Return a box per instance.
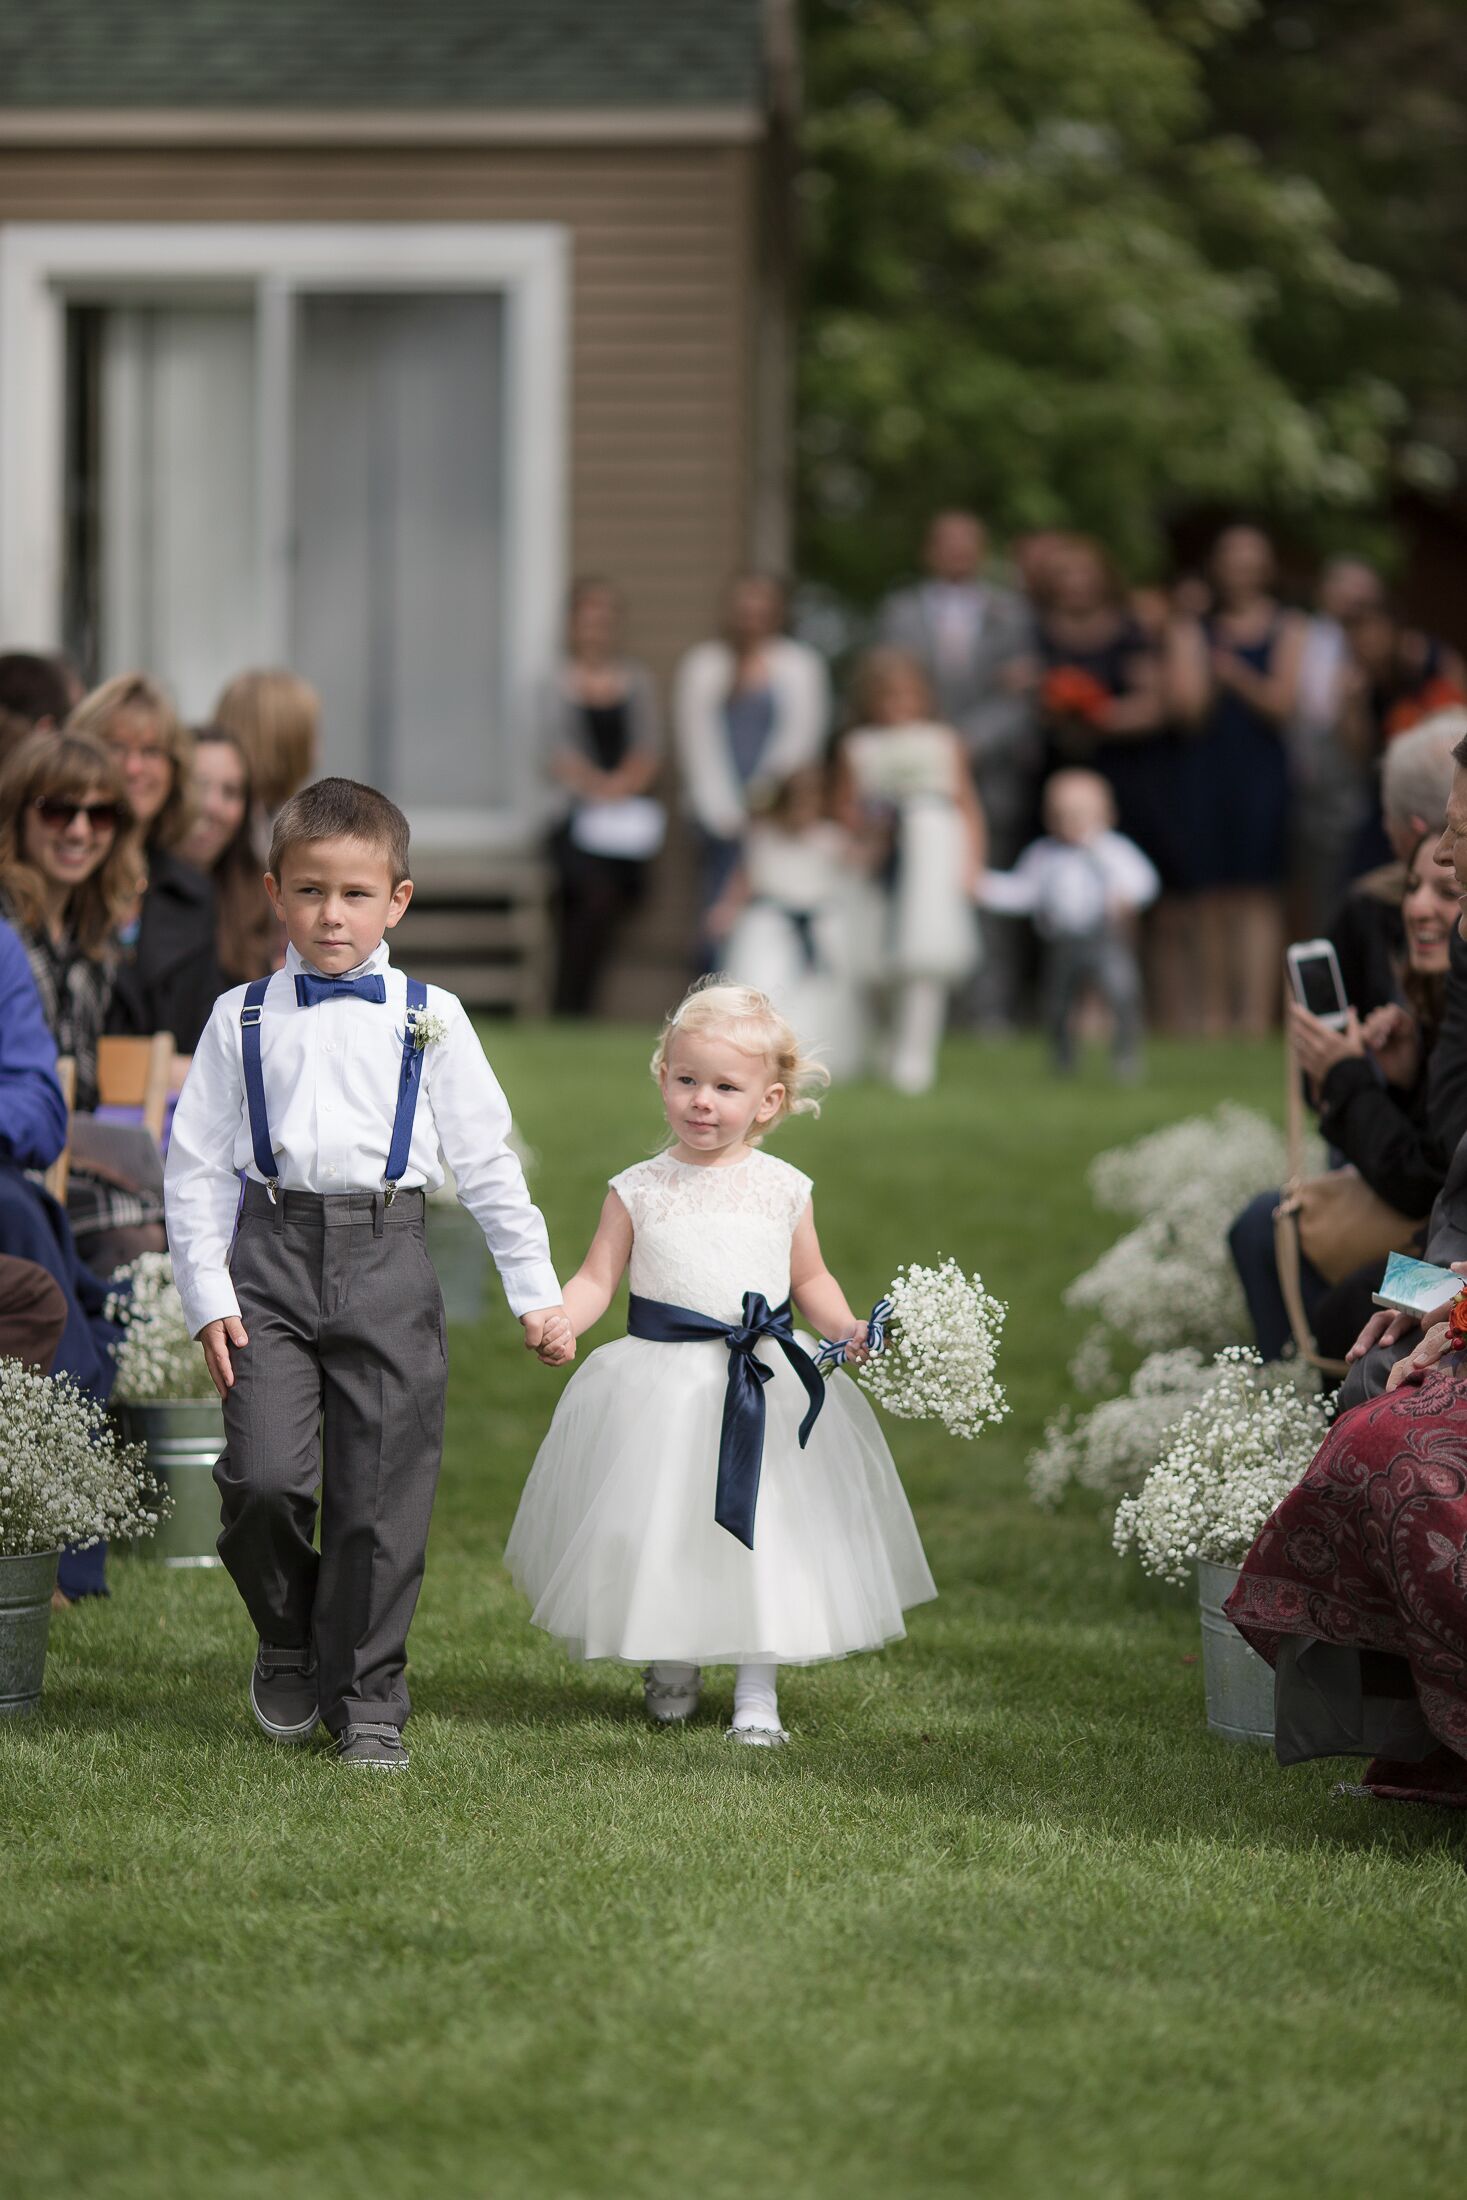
[0,220,569,843]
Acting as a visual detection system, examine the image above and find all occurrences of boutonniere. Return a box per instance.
[406,1006,449,1052]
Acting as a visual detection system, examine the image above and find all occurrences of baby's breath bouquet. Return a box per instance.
[0,1358,167,1556]
[105,1252,214,1402]
[1112,1346,1331,1586]
[856,1257,1008,1440]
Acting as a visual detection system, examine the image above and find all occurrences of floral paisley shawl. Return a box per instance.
[1225,1359,1467,1805]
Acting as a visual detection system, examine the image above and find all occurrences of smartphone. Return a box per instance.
[1286,939,1349,1031]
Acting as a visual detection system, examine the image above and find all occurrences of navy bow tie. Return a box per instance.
[294,971,388,1007]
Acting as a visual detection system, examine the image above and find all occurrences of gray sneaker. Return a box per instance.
[336,1722,410,1769]
[249,1642,320,1745]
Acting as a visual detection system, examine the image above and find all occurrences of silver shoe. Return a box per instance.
[643,1664,702,1725]
[725,1722,789,1748]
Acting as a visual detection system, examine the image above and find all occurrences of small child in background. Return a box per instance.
[980,768,1158,1078]
[711,765,869,1083]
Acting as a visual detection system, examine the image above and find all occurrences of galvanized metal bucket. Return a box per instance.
[0,1548,59,1715]
[1196,1557,1274,1745]
[116,1399,226,1568]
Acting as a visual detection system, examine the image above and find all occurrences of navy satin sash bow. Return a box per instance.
[294,971,388,1007]
[626,1290,825,1549]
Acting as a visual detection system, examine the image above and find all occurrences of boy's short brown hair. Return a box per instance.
[268,777,411,885]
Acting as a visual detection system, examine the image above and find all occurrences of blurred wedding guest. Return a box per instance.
[0,730,164,1278]
[1168,525,1306,1036]
[69,673,221,1053]
[674,572,828,958]
[1034,536,1177,881]
[836,649,985,1094]
[1327,710,1465,1018]
[877,510,1037,1028]
[213,665,322,821]
[1286,558,1383,934]
[0,910,123,1600]
[1337,598,1467,872]
[0,649,80,766]
[541,578,664,1017]
[177,725,281,985]
[712,764,869,1083]
[981,769,1158,1080]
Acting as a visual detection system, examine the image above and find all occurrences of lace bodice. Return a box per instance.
[609,1148,813,1322]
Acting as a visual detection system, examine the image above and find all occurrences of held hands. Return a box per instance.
[198,1315,249,1399]
[522,1305,576,1367]
[1386,1319,1453,1392]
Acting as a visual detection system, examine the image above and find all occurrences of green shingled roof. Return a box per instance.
[0,0,765,110]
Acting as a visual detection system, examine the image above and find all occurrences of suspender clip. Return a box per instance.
[383,1179,397,1208]
[265,1177,280,1206]
[240,1005,263,1028]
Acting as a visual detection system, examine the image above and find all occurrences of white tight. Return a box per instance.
[731,1661,781,1732]
[889,978,947,1094]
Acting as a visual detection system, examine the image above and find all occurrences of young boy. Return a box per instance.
[979,768,1159,1078]
[165,778,571,1768]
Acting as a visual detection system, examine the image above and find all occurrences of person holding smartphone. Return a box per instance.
[1227,830,1459,1362]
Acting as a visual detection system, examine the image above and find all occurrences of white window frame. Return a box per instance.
[0,220,569,845]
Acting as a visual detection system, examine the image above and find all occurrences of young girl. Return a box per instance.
[836,648,986,1094]
[506,981,935,1743]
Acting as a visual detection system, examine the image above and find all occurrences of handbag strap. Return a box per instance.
[1283,975,1306,1195]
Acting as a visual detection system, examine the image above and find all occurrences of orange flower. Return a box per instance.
[1385,677,1467,742]
[1042,665,1110,725]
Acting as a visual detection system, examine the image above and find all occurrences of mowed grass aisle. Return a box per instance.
[3,1029,1461,2200]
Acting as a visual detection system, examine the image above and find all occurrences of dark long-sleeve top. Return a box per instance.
[0,918,67,1171]
[106,846,224,1055]
[1318,1053,1445,1218]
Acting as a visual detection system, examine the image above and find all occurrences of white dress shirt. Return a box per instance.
[980,830,1160,938]
[164,940,561,1336]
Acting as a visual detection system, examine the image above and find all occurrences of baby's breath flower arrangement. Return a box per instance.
[856,1257,1008,1440]
[1112,1347,1332,1586]
[105,1252,214,1403]
[406,1006,450,1052]
[1026,1348,1218,1509]
[1064,1104,1316,1382]
[0,1358,168,1556]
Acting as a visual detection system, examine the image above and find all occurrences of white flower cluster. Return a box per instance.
[105,1252,213,1403]
[1064,1104,1317,1380]
[1112,1346,1332,1585]
[1026,1347,1218,1509]
[406,1006,450,1052]
[858,1257,1008,1440]
[0,1357,169,1556]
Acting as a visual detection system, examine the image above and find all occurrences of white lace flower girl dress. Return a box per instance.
[506,1148,936,1666]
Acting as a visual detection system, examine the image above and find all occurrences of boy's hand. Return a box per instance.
[198,1315,249,1398]
[522,1306,576,1366]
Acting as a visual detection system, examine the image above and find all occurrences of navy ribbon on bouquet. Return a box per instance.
[815,1297,894,1370]
[626,1289,825,1549]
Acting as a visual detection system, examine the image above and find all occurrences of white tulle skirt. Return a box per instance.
[506,1336,937,1665]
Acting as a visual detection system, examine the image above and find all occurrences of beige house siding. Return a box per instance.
[0,139,763,688]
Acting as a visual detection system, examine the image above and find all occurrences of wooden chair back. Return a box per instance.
[43,1056,77,1204]
[96,1031,175,1143]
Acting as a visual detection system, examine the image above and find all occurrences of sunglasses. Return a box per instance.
[32,795,123,833]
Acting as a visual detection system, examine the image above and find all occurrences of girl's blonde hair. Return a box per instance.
[651,978,829,1141]
[213,667,321,814]
[67,671,193,851]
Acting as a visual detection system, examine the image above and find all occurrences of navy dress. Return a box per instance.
[1039,619,1186,889]
[1183,616,1290,891]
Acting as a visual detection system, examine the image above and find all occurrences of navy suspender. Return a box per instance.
[239,974,429,1204]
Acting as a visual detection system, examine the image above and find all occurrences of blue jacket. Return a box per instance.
[0,918,68,1171]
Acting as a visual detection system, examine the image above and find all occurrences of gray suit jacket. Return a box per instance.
[876,581,1039,846]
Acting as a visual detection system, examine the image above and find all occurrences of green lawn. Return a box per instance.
[3,1030,1460,2200]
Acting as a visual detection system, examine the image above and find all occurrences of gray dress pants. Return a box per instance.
[216,1182,447,1733]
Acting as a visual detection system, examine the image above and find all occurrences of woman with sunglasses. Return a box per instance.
[69,673,222,1054]
[0,730,145,1600]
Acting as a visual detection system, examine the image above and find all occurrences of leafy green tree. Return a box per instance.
[797,0,1404,600]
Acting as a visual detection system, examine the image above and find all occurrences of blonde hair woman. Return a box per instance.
[213,667,321,818]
